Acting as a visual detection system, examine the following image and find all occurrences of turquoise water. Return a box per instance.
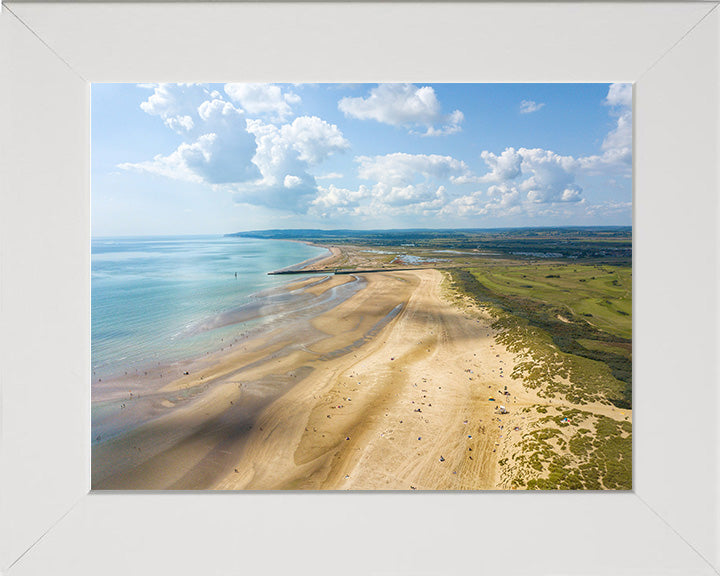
[91,235,327,381]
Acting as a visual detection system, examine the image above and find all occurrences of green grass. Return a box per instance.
[463,263,631,339]
[577,338,632,360]
[448,264,632,408]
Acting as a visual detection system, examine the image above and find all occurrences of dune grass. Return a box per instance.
[448,263,632,408]
[507,406,632,490]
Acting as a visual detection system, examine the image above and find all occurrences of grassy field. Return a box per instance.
[467,263,631,338]
[449,262,632,409]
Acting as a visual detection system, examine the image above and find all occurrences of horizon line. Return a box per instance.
[92,223,632,239]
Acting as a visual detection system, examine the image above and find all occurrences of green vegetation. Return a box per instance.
[449,263,631,408]
[509,407,631,490]
[462,263,631,338]
[577,338,632,360]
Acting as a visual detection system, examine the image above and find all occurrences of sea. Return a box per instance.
[91,235,328,383]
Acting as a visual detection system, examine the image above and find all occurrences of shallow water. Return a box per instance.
[92,235,328,381]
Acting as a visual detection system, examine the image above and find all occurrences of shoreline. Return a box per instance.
[92,239,340,386]
[93,267,518,489]
[92,243,632,490]
[91,271,362,442]
[265,240,338,273]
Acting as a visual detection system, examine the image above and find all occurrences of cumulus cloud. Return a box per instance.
[605,83,632,108]
[338,84,464,136]
[312,184,372,215]
[519,100,544,114]
[601,85,632,157]
[121,82,629,224]
[517,148,582,203]
[309,154,463,219]
[139,83,212,133]
[278,116,350,164]
[580,83,632,171]
[311,145,589,222]
[452,146,583,208]
[223,83,301,122]
[328,82,631,221]
[238,116,349,211]
[430,146,589,221]
[356,153,473,187]
[439,190,487,217]
[438,83,633,219]
[121,84,349,213]
[424,110,464,136]
[120,98,260,184]
[477,148,523,182]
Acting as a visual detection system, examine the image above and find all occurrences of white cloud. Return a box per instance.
[517,148,582,203]
[278,116,350,164]
[120,99,260,185]
[580,83,632,172]
[316,172,344,180]
[312,184,371,214]
[122,87,348,213]
[165,115,194,131]
[439,190,486,217]
[122,80,352,213]
[237,116,350,211]
[374,182,439,207]
[423,110,464,136]
[584,200,632,218]
[122,82,629,225]
[356,153,473,187]
[458,147,583,208]
[224,83,300,122]
[605,83,632,108]
[311,146,586,221]
[309,154,464,219]
[139,83,210,134]
[455,83,633,218]
[284,175,303,188]
[519,100,545,114]
[478,148,523,182]
[338,84,464,136]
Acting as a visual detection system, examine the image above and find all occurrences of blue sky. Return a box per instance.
[92,83,632,236]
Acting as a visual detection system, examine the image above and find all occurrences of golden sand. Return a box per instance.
[92,267,630,490]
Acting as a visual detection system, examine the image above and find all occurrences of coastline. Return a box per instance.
[92,264,513,489]
[91,269,362,443]
[92,236,331,385]
[265,239,341,273]
[92,243,632,490]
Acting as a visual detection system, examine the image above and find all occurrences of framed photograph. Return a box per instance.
[1,2,718,575]
[89,80,633,493]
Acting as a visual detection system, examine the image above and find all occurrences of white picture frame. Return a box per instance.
[1,2,718,575]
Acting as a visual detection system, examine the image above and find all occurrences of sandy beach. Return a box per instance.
[92,246,632,490]
[93,264,508,489]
